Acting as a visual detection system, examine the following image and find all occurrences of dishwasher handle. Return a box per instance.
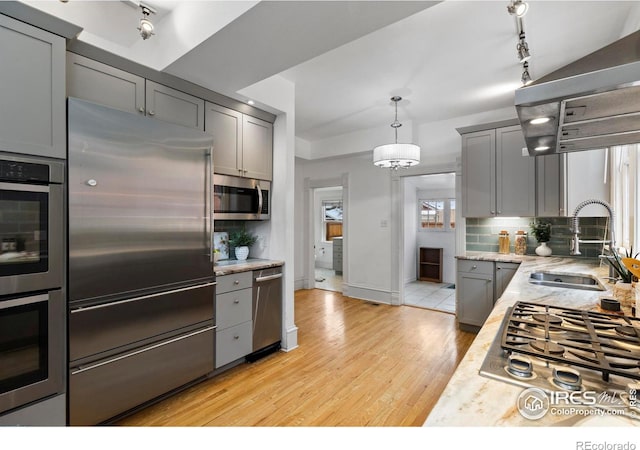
[255,273,282,283]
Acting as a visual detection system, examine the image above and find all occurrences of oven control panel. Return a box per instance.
[0,160,49,183]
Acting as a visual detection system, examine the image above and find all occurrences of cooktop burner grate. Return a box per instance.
[501,301,640,382]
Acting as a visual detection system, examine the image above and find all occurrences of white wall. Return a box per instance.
[403,178,418,283]
[313,187,343,269]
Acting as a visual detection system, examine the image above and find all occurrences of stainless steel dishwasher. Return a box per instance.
[248,266,283,361]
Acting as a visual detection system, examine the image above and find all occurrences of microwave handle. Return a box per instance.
[256,183,263,216]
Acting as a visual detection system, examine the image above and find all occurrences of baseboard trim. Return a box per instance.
[282,325,298,351]
[343,283,392,305]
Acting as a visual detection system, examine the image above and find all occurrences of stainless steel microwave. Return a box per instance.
[213,174,270,220]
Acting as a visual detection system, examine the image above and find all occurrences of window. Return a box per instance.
[610,144,638,252]
[322,200,343,241]
[419,198,455,231]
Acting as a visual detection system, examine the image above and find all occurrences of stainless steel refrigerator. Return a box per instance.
[67,98,215,425]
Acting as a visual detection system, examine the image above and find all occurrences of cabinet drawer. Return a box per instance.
[69,325,214,425]
[217,271,252,294]
[216,288,252,330]
[457,259,493,275]
[216,321,252,368]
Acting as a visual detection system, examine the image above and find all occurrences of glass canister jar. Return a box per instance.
[498,230,510,254]
[514,230,527,255]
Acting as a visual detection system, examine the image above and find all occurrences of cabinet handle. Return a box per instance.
[243,169,248,174]
[233,299,240,304]
[497,211,502,214]
[496,267,502,270]
[138,107,145,113]
[471,265,477,270]
[234,280,240,285]
[148,110,155,116]
[490,210,496,215]
[233,335,239,340]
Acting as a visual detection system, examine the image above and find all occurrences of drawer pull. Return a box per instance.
[233,299,240,304]
[234,280,240,285]
[472,265,477,270]
[233,335,239,340]
[70,325,216,375]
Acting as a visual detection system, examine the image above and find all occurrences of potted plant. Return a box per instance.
[530,221,552,256]
[229,228,258,261]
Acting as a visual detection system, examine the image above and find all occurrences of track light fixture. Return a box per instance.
[138,5,155,40]
[517,31,531,63]
[521,62,532,86]
[507,0,529,17]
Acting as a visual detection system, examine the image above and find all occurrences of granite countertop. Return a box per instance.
[214,258,284,276]
[424,251,640,427]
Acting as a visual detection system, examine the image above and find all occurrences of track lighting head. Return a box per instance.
[507,0,529,17]
[521,62,533,86]
[517,36,531,63]
[138,6,155,40]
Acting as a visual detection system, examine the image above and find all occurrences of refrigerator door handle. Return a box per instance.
[207,149,214,262]
[256,183,263,217]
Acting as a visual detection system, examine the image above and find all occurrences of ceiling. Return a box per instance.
[23,1,640,154]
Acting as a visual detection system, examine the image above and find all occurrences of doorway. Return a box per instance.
[402,173,457,313]
[313,186,344,292]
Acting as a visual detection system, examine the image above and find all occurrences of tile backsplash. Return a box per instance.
[465,216,610,258]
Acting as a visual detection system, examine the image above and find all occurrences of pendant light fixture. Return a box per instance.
[373,96,420,170]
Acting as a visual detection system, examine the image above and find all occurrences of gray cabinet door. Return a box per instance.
[145,80,205,131]
[67,52,145,115]
[496,125,536,217]
[457,269,494,327]
[242,115,273,181]
[205,102,243,177]
[536,154,563,217]
[0,15,65,159]
[495,262,519,300]
[461,129,495,217]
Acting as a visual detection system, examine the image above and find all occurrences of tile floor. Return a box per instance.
[314,267,343,292]
[404,280,456,314]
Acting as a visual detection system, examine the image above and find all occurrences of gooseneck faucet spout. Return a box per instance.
[570,199,615,256]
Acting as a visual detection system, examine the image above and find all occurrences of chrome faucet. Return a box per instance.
[569,199,616,256]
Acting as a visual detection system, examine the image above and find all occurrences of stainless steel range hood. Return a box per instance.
[515,30,640,156]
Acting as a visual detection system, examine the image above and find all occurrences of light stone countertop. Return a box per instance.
[424,251,640,427]
[214,258,284,276]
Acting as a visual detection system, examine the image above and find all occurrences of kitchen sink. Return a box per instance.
[528,271,606,291]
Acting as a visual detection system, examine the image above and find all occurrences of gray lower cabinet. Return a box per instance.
[457,259,520,330]
[0,14,65,159]
[495,262,519,300]
[215,272,253,368]
[205,101,273,181]
[67,53,205,130]
[456,260,494,329]
[333,237,343,274]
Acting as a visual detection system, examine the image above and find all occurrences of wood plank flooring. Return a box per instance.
[116,289,476,427]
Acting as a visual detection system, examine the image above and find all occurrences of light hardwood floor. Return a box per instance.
[116,289,476,427]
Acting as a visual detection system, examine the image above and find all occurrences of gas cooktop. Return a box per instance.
[479,301,640,420]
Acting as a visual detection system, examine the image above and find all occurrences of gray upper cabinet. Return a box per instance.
[461,129,495,217]
[67,53,144,115]
[0,15,65,159]
[242,115,273,181]
[536,154,563,217]
[205,102,243,177]
[67,53,204,131]
[205,102,273,181]
[145,80,204,131]
[461,124,535,217]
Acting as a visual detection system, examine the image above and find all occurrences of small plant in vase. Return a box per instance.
[229,228,258,261]
[530,221,552,256]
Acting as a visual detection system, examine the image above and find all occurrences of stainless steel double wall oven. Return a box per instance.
[0,153,65,421]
